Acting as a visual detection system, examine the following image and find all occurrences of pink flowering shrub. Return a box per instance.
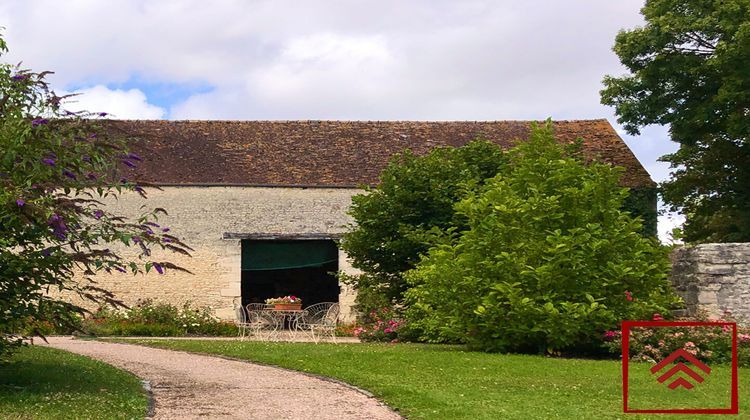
[334,322,359,337]
[353,307,403,342]
[603,312,750,366]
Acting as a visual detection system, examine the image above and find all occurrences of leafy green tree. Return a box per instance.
[601,0,750,242]
[341,141,506,314]
[404,123,678,353]
[0,37,191,357]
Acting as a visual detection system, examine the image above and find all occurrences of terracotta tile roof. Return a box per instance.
[111,119,654,188]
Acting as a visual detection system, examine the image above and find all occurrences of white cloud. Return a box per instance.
[0,0,648,120]
[61,85,166,119]
[171,33,398,119]
[658,212,685,245]
[280,33,391,63]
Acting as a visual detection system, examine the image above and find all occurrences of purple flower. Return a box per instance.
[94,210,104,220]
[42,158,56,166]
[16,199,25,207]
[122,160,137,168]
[153,263,164,275]
[127,153,142,161]
[146,228,154,235]
[41,248,52,257]
[134,186,145,194]
[115,266,127,273]
[11,74,27,81]
[63,169,76,180]
[161,227,170,232]
[163,238,172,243]
[98,112,108,117]
[47,214,68,239]
[31,118,49,128]
[132,236,141,243]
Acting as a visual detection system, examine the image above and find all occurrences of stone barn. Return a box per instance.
[95,119,655,322]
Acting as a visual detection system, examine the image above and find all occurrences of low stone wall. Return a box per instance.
[670,243,750,322]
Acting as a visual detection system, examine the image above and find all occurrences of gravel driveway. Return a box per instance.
[41,337,401,420]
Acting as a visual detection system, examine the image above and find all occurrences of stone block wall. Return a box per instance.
[72,186,362,322]
[670,243,750,322]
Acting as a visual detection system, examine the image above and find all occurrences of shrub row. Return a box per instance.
[48,299,237,337]
[80,299,238,337]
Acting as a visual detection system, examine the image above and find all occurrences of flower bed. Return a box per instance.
[81,299,238,337]
[603,312,750,366]
[265,296,303,311]
[354,307,403,342]
[265,295,302,305]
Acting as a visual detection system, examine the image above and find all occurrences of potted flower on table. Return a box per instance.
[265,296,303,311]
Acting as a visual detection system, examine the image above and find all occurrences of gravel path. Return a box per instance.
[41,337,401,420]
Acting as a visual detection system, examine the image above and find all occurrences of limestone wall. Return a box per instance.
[670,243,750,322]
[79,186,362,322]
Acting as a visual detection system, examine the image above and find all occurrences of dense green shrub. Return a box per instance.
[404,122,680,354]
[341,141,507,317]
[81,299,238,337]
[95,323,184,337]
[342,121,661,343]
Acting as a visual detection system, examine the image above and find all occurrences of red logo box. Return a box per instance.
[622,320,738,414]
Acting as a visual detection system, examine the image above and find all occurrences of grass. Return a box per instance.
[0,345,147,420]
[113,339,749,419]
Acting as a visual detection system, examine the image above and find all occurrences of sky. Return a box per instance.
[0,0,683,241]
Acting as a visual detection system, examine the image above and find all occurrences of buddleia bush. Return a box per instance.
[0,36,191,358]
[404,122,680,354]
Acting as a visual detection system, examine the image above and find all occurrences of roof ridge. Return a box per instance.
[111,118,653,188]
[111,118,611,124]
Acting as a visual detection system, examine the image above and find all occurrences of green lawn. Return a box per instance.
[115,339,748,419]
[0,345,147,420]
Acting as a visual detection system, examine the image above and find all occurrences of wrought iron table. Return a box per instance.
[263,309,305,340]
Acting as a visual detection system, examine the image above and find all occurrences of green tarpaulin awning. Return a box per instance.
[241,240,338,271]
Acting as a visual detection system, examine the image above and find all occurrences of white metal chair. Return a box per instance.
[233,299,251,339]
[245,303,276,340]
[297,302,340,343]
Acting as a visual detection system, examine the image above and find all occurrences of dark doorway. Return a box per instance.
[240,239,339,308]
